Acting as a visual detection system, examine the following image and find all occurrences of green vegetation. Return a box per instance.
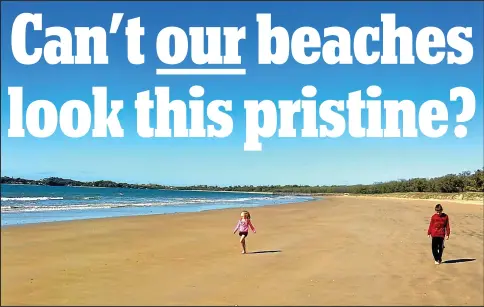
[1,169,483,195]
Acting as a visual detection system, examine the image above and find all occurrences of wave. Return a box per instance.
[2,203,129,212]
[1,195,312,213]
[1,196,104,202]
[1,196,64,201]
[0,195,291,203]
[1,202,219,213]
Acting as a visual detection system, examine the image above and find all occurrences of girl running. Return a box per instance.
[233,211,256,254]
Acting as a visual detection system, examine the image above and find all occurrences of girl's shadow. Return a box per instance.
[248,250,281,254]
[442,258,475,264]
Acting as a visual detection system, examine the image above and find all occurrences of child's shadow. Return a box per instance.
[442,258,475,264]
[248,250,281,254]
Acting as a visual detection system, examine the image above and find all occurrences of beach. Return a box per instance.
[1,196,483,306]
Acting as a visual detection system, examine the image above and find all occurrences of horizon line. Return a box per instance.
[155,68,247,75]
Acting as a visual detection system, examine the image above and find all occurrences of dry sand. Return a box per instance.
[1,197,483,306]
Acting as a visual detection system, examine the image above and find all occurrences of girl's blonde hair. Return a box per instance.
[240,210,251,219]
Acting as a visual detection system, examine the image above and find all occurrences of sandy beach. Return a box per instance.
[1,197,483,306]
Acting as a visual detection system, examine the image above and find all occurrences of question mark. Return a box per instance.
[450,87,476,138]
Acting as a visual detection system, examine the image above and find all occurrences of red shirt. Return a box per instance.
[427,213,450,238]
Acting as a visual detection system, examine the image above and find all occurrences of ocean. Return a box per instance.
[0,184,313,226]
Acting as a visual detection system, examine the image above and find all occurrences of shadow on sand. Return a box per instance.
[442,258,476,264]
[248,250,282,254]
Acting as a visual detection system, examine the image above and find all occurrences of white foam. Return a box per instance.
[1,195,311,213]
[1,197,64,201]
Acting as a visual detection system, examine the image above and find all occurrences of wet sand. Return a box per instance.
[1,197,483,306]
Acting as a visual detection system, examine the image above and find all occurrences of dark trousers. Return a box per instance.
[431,237,445,262]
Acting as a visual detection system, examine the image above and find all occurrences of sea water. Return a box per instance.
[1,184,313,226]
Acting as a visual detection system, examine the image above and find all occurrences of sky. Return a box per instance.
[1,1,483,186]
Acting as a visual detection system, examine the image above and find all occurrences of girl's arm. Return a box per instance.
[446,217,450,238]
[233,221,240,233]
[248,220,256,233]
[427,216,434,236]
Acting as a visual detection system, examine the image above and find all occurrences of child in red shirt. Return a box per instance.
[427,204,450,264]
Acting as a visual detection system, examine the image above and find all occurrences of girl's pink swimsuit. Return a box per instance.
[234,219,256,233]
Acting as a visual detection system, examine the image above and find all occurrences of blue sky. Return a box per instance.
[1,1,483,186]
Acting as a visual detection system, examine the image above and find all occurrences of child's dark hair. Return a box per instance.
[435,204,443,212]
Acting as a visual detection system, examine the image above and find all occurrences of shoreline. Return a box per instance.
[0,199,304,229]
[2,196,482,305]
[0,196,315,228]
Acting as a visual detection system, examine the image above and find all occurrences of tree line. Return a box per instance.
[1,169,483,194]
